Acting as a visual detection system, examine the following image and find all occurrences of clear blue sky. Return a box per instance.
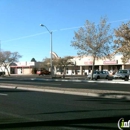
[0,0,130,62]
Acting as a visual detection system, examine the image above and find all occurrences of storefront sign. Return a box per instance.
[17,62,27,66]
[15,62,35,67]
[103,60,118,65]
[27,62,35,66]
[84,61,93,65]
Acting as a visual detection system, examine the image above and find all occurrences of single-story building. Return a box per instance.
[1,55,130,76]
[59,55,130,75]
[0,61,41,75]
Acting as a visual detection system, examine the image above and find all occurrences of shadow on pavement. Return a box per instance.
[0,89,31,93]
[0,115,125,129]
[77,95,130,102]
[99,93,130,100]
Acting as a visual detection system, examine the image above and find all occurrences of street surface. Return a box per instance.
[0,76,130,130]
[0,87,130,130]
[0,78,130,92]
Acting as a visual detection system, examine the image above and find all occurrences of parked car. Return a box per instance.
[113,69,130,81]
[87,70,109,80]
[36,70,51,76]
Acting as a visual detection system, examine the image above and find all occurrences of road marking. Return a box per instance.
[36,82,61,85]
[0,93,8,96]
[0,111,40,122]
[0,81,61,86]
[73,83,96,85]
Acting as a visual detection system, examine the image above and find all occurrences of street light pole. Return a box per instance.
[40,24,53,78]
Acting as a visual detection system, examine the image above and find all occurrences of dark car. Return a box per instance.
[36,70,51,76]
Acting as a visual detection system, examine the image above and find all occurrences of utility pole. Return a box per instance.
[40,24,53,78]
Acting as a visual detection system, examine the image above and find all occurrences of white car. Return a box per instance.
[113,69,130,81]
[87,71,109,80]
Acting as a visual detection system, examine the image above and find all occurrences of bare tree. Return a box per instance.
[56,56,73,77]
[41,56,73,77]
[0,51,22,76]
[71,17,113,79]
[41,58,50,70]
[114,21,130,63]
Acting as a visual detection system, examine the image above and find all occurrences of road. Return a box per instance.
[0,78,130,92]
[0,87,130,130]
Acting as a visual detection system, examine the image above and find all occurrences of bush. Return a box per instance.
[32,68,37,74]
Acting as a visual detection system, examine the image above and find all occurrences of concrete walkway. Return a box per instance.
[31,77,130,84]
[1,74,130,100]
[0,78,130,100]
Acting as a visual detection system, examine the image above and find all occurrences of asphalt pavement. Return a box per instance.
[0,87,130,130]
[0,75,130,129]
[0,75,130,100]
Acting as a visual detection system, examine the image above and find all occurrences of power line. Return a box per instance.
[2,18,130,43]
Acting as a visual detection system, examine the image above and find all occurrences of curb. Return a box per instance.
[0,85,130,100]
[31,78,130,84]
[16,87,130,100]
[1,77,130,84]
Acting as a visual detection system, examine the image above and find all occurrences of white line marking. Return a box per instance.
[0,111,40,122]
[37,83,61,85]
[73,83,96,85]
[0,93,8,96]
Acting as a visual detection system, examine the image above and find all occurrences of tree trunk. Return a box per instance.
[0,65,4,71]
[63,66,66,78]
[91,56,96,80]
[3,63,10,76]
[64,67,66,74]
[5,66,10,76]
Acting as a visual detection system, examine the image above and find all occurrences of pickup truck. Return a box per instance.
[113,69,130,81]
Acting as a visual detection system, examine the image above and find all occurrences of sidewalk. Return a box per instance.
[6,74,130,84]
[30,77,130,84]
[1,74,130,100]
[0,81,130,100]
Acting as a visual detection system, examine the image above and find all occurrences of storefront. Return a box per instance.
[66,55,130,75]
[10,62,36,74]
[6,55,130,76]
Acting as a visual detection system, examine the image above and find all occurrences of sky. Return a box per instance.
[0,0,130,62]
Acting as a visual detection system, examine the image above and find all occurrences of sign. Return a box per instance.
[15,62,35,67]
[17,62,27,66]
[84,61,93,65]
[103,60,118,65]
[27,62,35,66]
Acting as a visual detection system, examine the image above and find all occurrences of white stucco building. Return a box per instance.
[62,55,130,75]
[0,61,40,75]
[1,54,130,76]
